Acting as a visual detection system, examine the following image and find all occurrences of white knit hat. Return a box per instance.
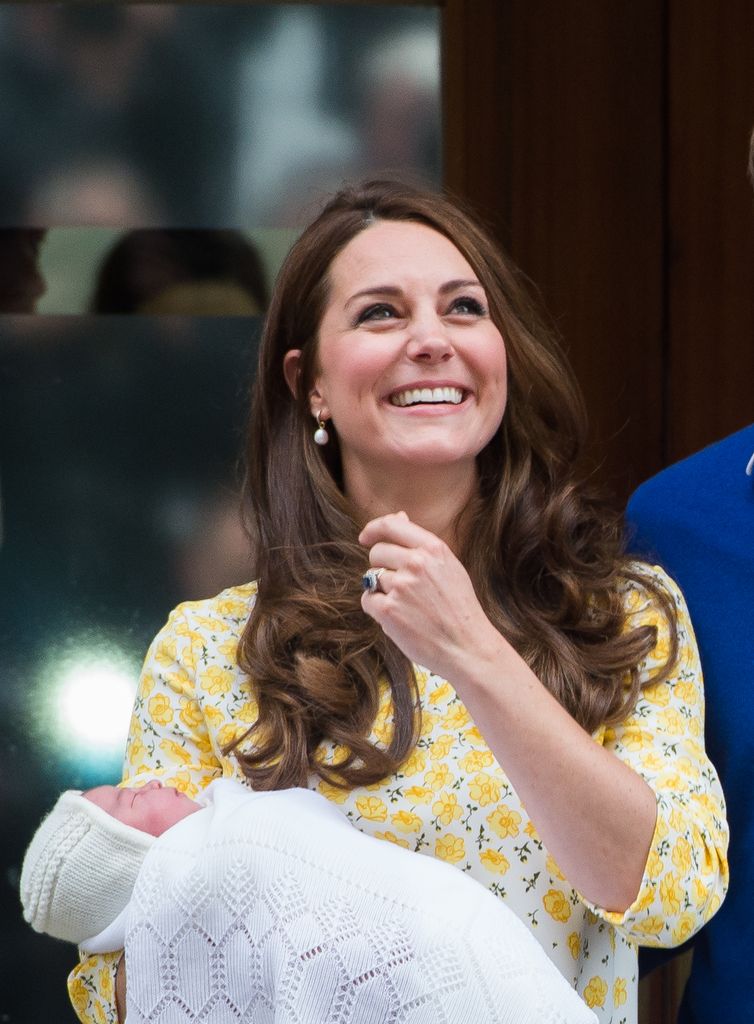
[20,789,154,944]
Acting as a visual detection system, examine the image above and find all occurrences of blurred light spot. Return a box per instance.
[57,661,135,748]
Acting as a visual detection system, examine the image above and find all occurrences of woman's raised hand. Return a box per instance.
[359,511,498,680]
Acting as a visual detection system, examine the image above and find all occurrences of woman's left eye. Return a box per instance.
[449,296,486,316]
[356,303,396,324]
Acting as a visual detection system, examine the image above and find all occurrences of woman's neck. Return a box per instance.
[344,462,478,553]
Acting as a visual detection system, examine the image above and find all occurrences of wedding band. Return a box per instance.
[362,567,386,593]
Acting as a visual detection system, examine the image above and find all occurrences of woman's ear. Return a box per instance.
[283,349,302,397]
[283,349,328,419]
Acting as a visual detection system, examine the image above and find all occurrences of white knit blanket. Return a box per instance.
[124,780,596,1024]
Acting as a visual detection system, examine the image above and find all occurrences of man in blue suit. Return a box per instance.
[626,132,754,1023]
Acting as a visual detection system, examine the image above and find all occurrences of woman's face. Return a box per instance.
[296,219,507,495]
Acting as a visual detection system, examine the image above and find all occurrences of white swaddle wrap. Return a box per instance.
[120,779,596,1024]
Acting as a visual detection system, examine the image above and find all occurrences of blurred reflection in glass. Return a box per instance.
[0,4,440,229]
[89,229,269,315]
[0,229,47,312]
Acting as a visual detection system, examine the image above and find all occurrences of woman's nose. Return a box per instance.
[406,314,453,362]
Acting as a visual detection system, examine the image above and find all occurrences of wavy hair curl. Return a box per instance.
[227,180,677,790]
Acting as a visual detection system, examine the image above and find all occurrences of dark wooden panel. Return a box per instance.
[501,1,665,502]
[667,0,754,461]
[442,0,512,247]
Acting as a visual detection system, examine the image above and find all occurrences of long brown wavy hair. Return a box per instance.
[227,180,677,790]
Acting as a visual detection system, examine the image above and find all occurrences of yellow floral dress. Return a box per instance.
[69,565,728,1024]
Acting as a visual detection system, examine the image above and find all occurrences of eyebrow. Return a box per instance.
[344,278,483,309]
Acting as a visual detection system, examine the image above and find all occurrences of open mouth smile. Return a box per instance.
[389,386,466,407]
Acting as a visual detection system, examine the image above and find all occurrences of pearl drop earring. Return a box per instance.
[313,416,329,446]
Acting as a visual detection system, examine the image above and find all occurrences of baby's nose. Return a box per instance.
[144,779,163,791]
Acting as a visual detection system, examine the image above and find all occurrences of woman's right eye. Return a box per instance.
[355,303,395,325]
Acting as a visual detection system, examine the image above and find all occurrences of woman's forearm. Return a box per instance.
[450,624,657,913]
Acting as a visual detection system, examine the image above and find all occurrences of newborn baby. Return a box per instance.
[21,779,597,1024]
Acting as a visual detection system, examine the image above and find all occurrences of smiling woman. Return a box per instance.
[282,219,508,524]
[65,181,728,1024]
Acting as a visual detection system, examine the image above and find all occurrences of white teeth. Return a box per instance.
[390,386,464,407]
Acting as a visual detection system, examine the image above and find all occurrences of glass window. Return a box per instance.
[0,6,440,1019]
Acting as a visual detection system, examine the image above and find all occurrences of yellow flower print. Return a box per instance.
[674,680,699,705]
[164,668,193,697]
[356,796,388,822]
[236,699,259,724]
[649,626,671,662]
[620,727,655,751]
[217,723,247,748]
[669,808,685,832]
[419,712,439,737]
[179,697,203,730]
[543,889,571,923]
[646,850,664,879]
[69,977,89,1015]
[194,614,229,632]
[689,716,702,737]
[404,786,434,805]
[486,804,521,840]
[424,763,452,792]
[400,748,427,778]
[545,853,565,881]
[458,749,494,773]
[634,884,656,912]
[140,672,155,697]
[429,734,455,760]
[155,638,178,666]
[567,932,581,959]
[432,791,463,826]
[642,683,671,707]
[98,967,113,1003]
[583,977,608,1009]
[429,681,452,704]
[658,708,686,735]
[468,772,501,807]
[374,830,410,849]
[673,912,696,945]
[463,725,483,743]
[479,848,510,875]
[204,705,225,728]
[148,693,174,726]
[201,666,233,696]
[217,638,240,659]
[524,820,540,840]
[166,771,198,799]
[641,752,666,772]
[693,878,708,907]
[93,1001,107,1024]
[704,893,721,922]
[672,836,692,875]
[373,709,394,745]
[442,704,471,729]
[127,737,146,766]
[435,834,465,864]
[317,781,349,804]
[159,738,192,765]
[634,915,665,937]
[414,667,430,695]
[659,873,684,915]
[391,810,423,833]
[613,978,627,1007]
[215,597,248,618]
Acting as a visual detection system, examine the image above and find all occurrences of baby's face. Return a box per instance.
[84,780,201,836]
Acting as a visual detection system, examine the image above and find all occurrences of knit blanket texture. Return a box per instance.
[124,780,596,1024]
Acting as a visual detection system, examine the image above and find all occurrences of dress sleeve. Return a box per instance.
[67,604,224,1023]
[583,566,729,947]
